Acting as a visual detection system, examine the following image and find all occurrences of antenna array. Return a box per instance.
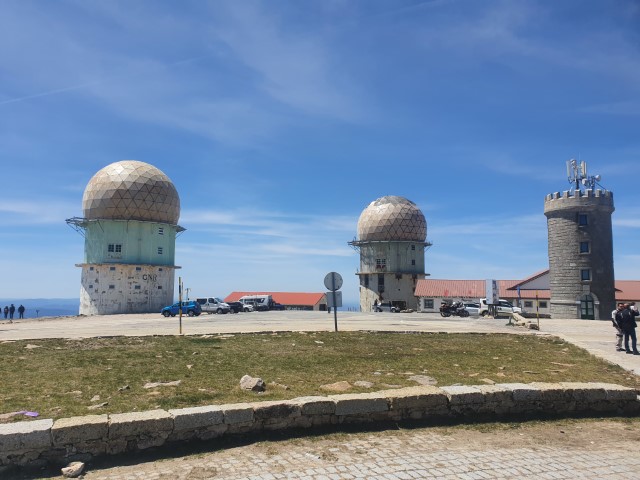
[566,158,602,192]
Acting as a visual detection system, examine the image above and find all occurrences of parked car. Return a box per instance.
[272,302,285,311]
[227,301,253,313]
[374,302,399,313]
[196,297,231,314]
[242,303,254,312]
[479,298,522,317]
[161,301,201,317]
[463,302,480,316]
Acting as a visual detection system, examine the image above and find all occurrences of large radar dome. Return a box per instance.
[357,195,426,242]
[82,160,180,225]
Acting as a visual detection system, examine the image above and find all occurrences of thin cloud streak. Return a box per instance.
[0,200,79,225]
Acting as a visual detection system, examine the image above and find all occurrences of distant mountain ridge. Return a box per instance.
[0,298,79,319]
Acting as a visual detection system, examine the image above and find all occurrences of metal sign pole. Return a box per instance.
[332,275,338,332]
[178,277,183,335]
[536,291,540,329]
[324,271,342,333]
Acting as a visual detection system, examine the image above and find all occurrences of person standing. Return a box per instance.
[18,304,25,319]
[9,304,15,320]
[612,303,625,351]
[616,303,639,355]
[2,306,7,319]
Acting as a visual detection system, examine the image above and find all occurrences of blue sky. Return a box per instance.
[1,0,639,305]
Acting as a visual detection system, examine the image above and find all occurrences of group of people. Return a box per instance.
[3,304,25,322]
[612,302,639,354]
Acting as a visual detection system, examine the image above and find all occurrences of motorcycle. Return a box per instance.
[439,301,469,317]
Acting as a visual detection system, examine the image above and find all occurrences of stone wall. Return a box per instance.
[1,382,638,471]
[544,189,615,319]
[79,263,176,315]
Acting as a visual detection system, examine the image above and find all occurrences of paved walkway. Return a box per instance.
[72,420,640,479]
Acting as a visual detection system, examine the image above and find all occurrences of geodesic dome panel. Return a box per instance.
[82,160,180,225]
[357,196,426,242]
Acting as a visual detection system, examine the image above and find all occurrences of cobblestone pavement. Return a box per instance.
[58,419,639,480]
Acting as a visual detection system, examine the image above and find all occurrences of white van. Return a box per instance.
[479,298,522,317]
[196,297,231,314]
[239,295,273,311]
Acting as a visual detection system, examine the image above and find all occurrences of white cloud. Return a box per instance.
[614,217,640,228]
[0,200,79,225]
[208,1,365,122]
[579,101,640,117]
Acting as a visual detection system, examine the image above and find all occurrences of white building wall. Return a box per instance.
[417,296,551,315]
[79,264,175,315]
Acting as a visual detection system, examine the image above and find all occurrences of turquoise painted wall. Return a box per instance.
[84,219,178,266]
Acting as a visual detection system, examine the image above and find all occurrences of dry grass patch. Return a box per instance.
[1,332,638,420]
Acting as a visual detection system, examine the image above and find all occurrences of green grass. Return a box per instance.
[1,332,638,420]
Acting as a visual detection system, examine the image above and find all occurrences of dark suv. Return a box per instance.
[161,301,202,317]
[227,301,249,313]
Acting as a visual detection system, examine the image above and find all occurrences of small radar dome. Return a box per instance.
[357,195,426,242]
[82,160,180,225]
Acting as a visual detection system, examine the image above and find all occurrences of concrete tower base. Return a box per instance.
[79,263,176,315]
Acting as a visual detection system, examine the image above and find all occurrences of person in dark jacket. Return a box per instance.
[616,303,639,355]
[2,306,7,319]
[9,304,15,320]
[18,305,25,319]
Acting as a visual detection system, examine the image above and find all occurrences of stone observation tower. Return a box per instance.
[349,196,431,312]
[544,160,615,320]
[66,160,184,315]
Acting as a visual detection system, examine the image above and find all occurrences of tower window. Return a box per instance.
[108,244,122,253]
[364,274,369,288]
[134,285,141,290]
[376,259,386,270]
[159,268,163,272]
[109,285,115,289]
[411,259,416,266]
[157,247,163,255]
[109,266,116,271]
[158,227,164,235]
[88,285,93,289]
[378,274,385,288]
[580,269,591,281]
[89,266,94,271]
[136,267,142,271]
[411,245,415,251]
[157,285,163,290]
[579,241,590,254]
[578,214,588,226]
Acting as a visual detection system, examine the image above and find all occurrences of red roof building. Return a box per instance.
[414,271,640,315]
[224,292,328,311]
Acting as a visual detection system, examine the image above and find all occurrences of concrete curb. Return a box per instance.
[1,382,638,469]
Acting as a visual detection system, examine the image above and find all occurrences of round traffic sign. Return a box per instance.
[324,272,343,291]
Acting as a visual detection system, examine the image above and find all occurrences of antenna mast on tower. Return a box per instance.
[566,158,603,192]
